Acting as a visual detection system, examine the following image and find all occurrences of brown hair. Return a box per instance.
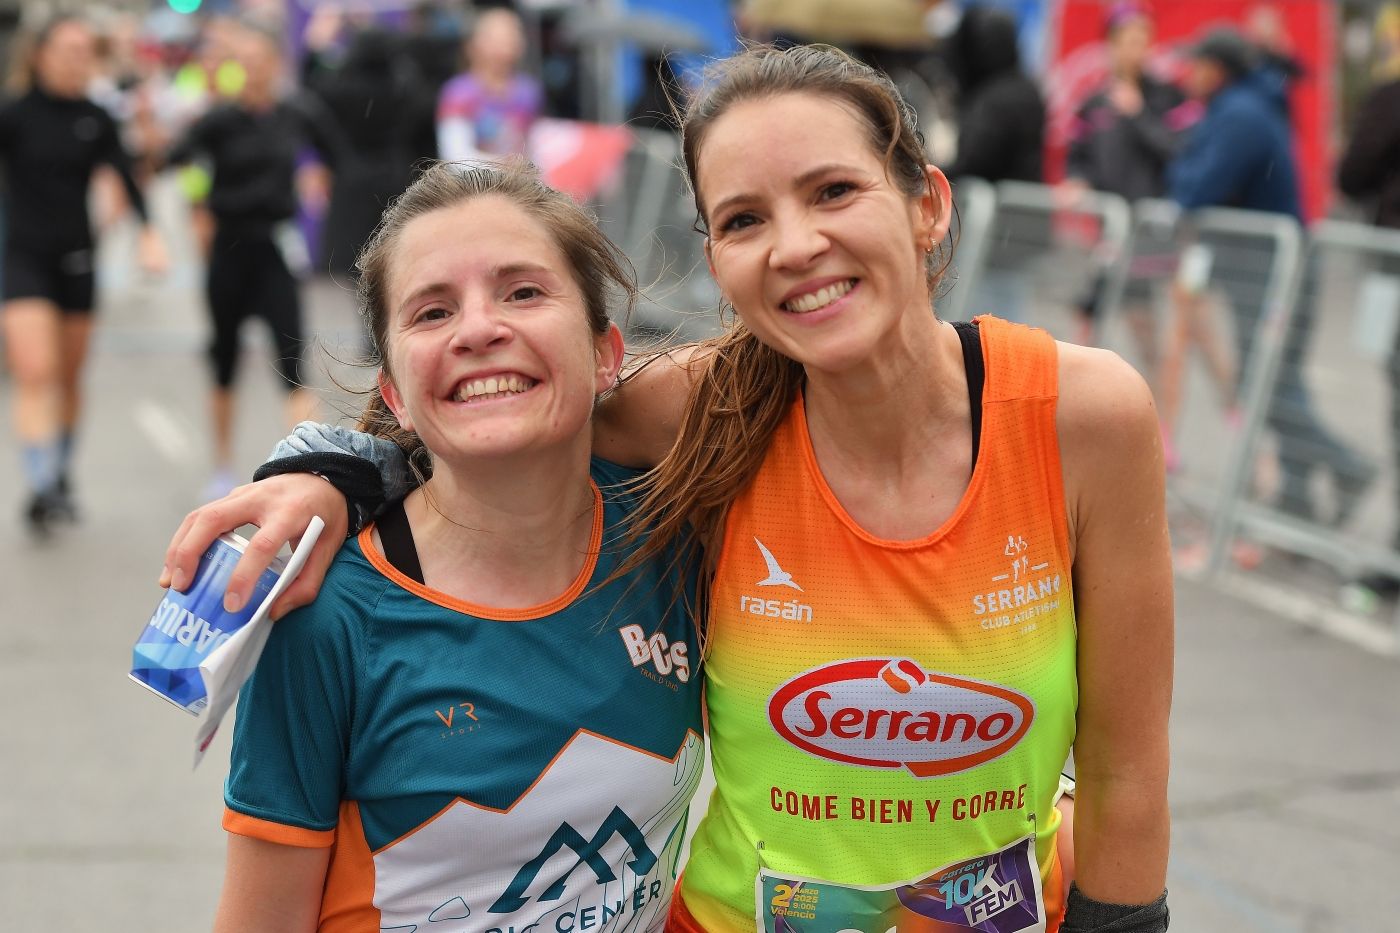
[615,43,954,600]
[8,14,88,93]
[356,160,636,478]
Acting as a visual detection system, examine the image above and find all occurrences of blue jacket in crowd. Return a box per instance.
[1168,69,1302,222]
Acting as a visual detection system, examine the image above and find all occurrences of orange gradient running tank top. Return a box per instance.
[678,317,1077,933]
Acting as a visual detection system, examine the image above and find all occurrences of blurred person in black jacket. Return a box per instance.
[1339,3,1400,595]
[1061,2,1187,344]
[942,5,1044,322]
[943,5,1043,184]
[303,25,436,279]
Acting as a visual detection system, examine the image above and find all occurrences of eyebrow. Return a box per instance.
[396,262,561,315]
[398,282,453,316]
[707,163,861,221]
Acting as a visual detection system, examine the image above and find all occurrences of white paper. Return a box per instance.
[1351,273,1400,362]
[1176,243,1214,294]
[193,516,325,768]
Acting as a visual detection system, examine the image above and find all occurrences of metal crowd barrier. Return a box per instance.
[944,181,1130,339]
[1205,219,1400,634]
[1095,202,1302,533]
[939,177,996,323]
[596,127,719,342]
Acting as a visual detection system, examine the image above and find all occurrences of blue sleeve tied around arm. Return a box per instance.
[1060,884,1169,933]
[253,452,386,535]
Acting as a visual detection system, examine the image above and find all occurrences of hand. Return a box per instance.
[159,474,350,621]
[1108,80,1143,116]
[137,227,170,277]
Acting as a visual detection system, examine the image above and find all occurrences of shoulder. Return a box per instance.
[195,103,237,133]
[1365,79,1400,112]
[269,539,385,648]
[515,75,543,102]
[438,74,478,101]
[1056,342,1157,443]
[1055,343,1162,528]
[1075,90,1109,115]
[80,97,116,121]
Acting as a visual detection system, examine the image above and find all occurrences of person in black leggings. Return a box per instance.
[166,20,343,499]
[0,14,167,534]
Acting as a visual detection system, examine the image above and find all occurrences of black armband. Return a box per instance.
[1060,884,1169,933]
[253,452,386,535]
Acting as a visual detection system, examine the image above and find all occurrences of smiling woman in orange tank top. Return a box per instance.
[164,44,1172,933]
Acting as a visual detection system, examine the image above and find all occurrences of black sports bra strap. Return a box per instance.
[951,320,986,470]
[376,498,425,585]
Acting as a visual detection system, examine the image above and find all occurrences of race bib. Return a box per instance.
[756,835,1045,933]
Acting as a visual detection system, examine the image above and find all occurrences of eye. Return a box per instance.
[507,285,543,302]
[819,181,856,202]
[414,305,450,324]
[717,211,759,235]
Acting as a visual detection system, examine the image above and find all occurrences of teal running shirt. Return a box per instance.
[223,458,705,933]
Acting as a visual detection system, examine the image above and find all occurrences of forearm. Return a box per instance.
[1071,769,1170,905]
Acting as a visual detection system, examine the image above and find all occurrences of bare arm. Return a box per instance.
[213,835,330,933]
[593,343,711,467]
[1057,343,1173,906]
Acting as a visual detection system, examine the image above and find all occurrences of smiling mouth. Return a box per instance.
[453,374,538,403]
[781,279,857,313]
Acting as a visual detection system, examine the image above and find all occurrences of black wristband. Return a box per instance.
[253,452,387,535]
[1060,884,1169,933]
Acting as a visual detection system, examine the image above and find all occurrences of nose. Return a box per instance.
[448,297,513,353]
[768,209,829,271]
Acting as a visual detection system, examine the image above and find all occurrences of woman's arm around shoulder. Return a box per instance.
[214,835,330,933]
[1057,342,1174,906]
[593,342,711,468]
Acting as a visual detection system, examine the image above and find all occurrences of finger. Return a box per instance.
[268,533,340,621]
[160,509,202,588]
[223,524,293,613]
[168,504,242,592]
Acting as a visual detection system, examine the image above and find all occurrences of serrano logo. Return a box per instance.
[768,659,1034,777]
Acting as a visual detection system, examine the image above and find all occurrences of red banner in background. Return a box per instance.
[1047,1,1336,222]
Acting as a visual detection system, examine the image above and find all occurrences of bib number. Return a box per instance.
[756,835,1045,933]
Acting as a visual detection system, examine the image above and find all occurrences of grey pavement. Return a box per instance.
[2,214,1399,930]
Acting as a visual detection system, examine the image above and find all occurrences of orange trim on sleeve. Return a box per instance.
[319,801,381,932]
[223,807,335,848]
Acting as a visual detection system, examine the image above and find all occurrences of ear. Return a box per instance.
[703,236,717,282]
[377,369,414,433]
[916,164,954,251]
[593,322,626,395]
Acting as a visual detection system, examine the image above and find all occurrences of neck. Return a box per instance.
[402,436,598,608]
[240,87,276,111]
[802,312,968,473]
[473,65,512,89]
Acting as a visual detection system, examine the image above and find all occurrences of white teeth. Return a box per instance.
[455,374,536,401]
[784,279,854,313]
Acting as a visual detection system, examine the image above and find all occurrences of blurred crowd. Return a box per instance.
[3,0,1400,590]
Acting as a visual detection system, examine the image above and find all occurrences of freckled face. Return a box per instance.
[380,196,620,465]
[697,93,941,375]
